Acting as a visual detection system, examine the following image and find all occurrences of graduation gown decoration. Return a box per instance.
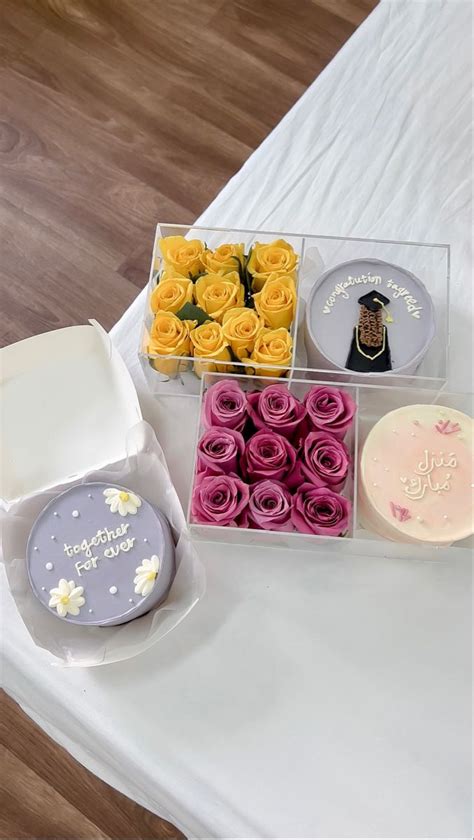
[346,290,392,373]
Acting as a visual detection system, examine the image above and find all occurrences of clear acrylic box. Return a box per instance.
[187,372,472,561]
[139,224,450,397]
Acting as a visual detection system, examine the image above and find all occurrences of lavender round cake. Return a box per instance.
[27,482,176,626]
[305,258,436,376]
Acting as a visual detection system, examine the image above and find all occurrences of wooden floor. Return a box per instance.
[0,1,376,837]
[0,691,185,840]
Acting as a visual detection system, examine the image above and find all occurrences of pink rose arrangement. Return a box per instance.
[191,380,356,536]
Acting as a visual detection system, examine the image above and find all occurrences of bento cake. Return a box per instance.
[27,482,175,626]
[359,405,473,545]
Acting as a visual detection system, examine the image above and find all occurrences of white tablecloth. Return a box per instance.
[3,1,472,837]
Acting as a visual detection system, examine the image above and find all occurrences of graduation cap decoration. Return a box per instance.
[346,289,393,372]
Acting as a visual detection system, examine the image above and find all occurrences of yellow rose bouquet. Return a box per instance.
[147,234,299,379]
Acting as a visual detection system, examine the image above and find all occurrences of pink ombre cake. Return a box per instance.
[359,405,473,545]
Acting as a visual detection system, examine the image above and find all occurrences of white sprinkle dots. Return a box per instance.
[443,514,449,520]
[41,586,46,591]
[34,546,39,552]
[384,467,389,472]
[392,429,398,434]
[416,516,424,523]
[410,432,416,437]
[88,493,93,498]
[88,609,93,614]
[51,535,56,541]
[53,512,59,517]
[72,510,80,518]
[45,562,53,571]
[373,482,378,487]
[128,598,134,604]
[372,457,378,462]
[143,538,148,543]
[109,585,118,595]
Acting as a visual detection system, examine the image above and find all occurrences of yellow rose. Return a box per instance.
[190,321,232,378]
[201,243,244,274]
[248,327,293,377]
[148,311,195,376]
[150,277,194,314]
[253,274,296,330]
[158,235,205,277]
[221,307,264,359]
[195,271,245,323]
[247,239,298,291]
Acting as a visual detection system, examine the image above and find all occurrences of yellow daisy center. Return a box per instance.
[146,571,157,581]
[60,595,70,605]
[119,492,129,502]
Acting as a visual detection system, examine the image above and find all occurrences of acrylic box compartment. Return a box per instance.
[187,372,472,561]
[139,224,449,397]
[139,223,304,397]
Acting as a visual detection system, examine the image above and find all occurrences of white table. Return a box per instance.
[3,1,472,836]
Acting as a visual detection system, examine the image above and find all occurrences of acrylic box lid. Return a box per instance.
[0,321,142,505]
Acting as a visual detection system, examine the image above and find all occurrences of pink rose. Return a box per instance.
[202,379,248,432]
[303,386,356,439]
[197,427,245,475]
[191,473,249,526]
[248,480,293,531]
[291,484,351,536]
[247,385,307,440]
[301,432,350,490]
[243,430,296,483]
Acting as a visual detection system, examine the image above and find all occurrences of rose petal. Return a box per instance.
[202,379,248,432]
[291,484,351,536]
[304,387,356,439]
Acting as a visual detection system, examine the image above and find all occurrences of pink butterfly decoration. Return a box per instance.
[390,502,411,522]
[435,419,461,435]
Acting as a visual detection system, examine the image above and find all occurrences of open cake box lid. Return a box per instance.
[1,321,142,506]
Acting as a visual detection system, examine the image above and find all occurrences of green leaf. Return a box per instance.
[175,302,210,325]
[189,270,207,282]
[241,247,254,305]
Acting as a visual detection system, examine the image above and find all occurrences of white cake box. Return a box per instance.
[187,371,472,561]
[0,322,204,666]
[139,224,449,397]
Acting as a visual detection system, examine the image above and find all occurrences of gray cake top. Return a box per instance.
[27,482,175,626]
[306,258,435,372]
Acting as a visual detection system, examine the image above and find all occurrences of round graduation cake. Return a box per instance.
[27,482,176,626]
[305,258,436,376]
[359,405,473,545]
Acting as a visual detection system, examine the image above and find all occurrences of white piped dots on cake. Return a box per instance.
[45,562,54,571]
[72,510,80,518]
[109,585,118,595]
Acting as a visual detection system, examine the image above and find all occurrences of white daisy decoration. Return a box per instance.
[134,555,160,597]
[49,579,85,617]
[103,487,142,516]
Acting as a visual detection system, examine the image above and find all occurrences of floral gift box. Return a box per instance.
[139,224,304,396]
[187,372,473,559]
[139,226,450,398]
